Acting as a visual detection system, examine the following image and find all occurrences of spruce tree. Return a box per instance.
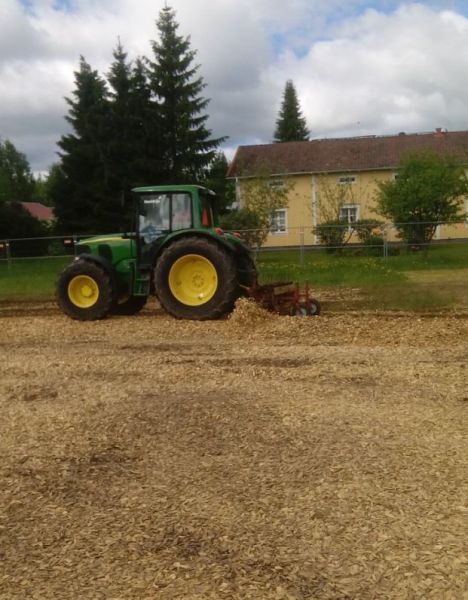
[148,6,225,183]
[52,57,114,233]
[128,57,164,185]
[106,43,162,189]
[106,40,134,197]
[273,80,310,143]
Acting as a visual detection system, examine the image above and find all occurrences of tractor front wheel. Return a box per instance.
[56,260,114,321]
[154,237,237,320]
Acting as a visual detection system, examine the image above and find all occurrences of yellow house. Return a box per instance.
[227,128,468,247]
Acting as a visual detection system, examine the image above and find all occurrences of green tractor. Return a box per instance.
[56,185,256,321]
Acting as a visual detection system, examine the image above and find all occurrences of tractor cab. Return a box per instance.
[135,185,216,240]
[133,185,221,269]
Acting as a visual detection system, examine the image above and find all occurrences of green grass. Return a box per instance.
[256,245,468,311]
[386,243,468,271]
[256,243,468,283]
[1,244,467,312]
[257,252,404,286]
[0,257,71,300]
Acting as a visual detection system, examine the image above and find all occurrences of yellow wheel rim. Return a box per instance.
[168,254,218,306]
[68,275,100,308]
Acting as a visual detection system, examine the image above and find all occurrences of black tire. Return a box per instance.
[56,260,113,321]
[236,253,257,292]
[154,236,238,320]
[112,295,148,315]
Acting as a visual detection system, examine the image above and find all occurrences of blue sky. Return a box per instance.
[3,0,468,172]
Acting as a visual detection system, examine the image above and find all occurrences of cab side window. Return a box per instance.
[139,194,170,242]
[171,193,192,230]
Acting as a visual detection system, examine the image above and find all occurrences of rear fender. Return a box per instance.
[154,230,251,263]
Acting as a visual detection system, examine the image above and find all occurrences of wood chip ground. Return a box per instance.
[0,299,467,599]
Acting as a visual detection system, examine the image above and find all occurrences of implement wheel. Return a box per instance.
[290,298,321,317]
[56,260,113,321]
[154,237,237,320]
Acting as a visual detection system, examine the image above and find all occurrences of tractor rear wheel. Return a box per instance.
[236,253,257,292]
[154,237,237,320]
[56,260,114,321]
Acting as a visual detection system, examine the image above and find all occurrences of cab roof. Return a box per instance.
[132,184,215,195]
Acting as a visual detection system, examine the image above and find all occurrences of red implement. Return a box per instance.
[247,281,321,316]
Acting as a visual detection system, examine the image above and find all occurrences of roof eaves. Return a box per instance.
[228,165,401,180]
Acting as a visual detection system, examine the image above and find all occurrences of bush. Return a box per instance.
[353,219,383,244]
[313,219,349,253]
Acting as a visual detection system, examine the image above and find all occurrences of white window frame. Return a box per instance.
[270,208,288,234]
[337,174,357,185]
[339,204,360,227]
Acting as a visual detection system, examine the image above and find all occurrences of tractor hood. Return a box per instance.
[75,234,136,264]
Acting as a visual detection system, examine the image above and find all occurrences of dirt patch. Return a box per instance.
[0,301,467,599]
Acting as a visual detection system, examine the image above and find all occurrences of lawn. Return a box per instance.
[256,244,468,311]
[0,256,71,300]
[1,244,467,311]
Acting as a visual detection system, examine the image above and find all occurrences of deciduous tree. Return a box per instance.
[0,138,35,205]
[376,151,467,245]
[202,152,235,214]
[235,169,294,247]
[0,139,47,245]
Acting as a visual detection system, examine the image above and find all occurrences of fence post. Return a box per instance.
[382,226,388,259]
[5,240,11,270]
[299,226,305,266]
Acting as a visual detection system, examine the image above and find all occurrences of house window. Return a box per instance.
[270,209,288,233]
[339,204,359,224]
[337,175,357,185]
[269,178,285,189]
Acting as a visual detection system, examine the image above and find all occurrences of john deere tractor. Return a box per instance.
[56,185,256,321]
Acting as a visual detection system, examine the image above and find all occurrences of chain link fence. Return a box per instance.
[227,219,468,264]
[0,220,467,267]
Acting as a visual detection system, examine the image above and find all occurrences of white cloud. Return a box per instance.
[280,4,468,137]
[1,1,468,172]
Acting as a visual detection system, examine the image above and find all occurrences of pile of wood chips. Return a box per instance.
[0,300,466,599]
